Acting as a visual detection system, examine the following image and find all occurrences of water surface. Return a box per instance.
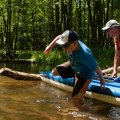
[0,63,120,120]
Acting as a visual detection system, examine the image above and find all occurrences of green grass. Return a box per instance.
[91,47,114,69]
[2,47,114,69]
[16,49,68,65]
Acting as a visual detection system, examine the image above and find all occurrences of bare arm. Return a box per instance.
[44,35,61,55]
[112,38,120,77]
[96,65,105,89]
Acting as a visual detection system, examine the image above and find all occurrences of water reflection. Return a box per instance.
[0,62,53,73]
[0,63,120,120]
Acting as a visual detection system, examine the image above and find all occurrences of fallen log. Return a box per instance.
[0,67,42,80]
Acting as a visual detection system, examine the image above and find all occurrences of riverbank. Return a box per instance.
[0,59,37,64]
[0,47,114,69]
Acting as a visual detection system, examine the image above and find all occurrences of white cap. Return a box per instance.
[102,19,120,31]
[56,30,69,45]
[56,30,79,46]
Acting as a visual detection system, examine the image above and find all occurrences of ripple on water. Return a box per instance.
[0,75,120,120]
[108,107,120,120]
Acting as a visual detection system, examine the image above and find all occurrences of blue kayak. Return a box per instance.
[40,71,120,106]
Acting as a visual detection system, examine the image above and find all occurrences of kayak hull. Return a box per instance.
[40,72,120,106]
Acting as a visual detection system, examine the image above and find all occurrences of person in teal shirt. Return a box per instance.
[44,30,105,99]
[69,40,98,79]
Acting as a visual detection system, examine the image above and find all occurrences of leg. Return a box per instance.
[52,61,75,79]
[72,80,90,107]
[72,75,90,98]
[52,61,70,76]
[51,67,60,76]
[78,79,90,98]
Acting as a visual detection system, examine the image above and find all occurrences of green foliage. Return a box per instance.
[44,50,68,65]
[15,48,114,69]
[113,0,120,10]
[31,51,46,62]
[16,51,33,59]
[0,0,119,59]
[92,47,114,68]
[31,49,68,65]
[16,49,68,66]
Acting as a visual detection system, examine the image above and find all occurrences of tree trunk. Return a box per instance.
[6,0,12,54]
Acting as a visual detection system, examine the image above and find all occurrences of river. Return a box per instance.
[0,63,120,120]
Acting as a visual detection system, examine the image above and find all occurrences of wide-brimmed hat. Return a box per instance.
[56,30,79,46]
[102,19,120,31]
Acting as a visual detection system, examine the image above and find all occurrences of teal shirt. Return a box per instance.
[68,40,98,79]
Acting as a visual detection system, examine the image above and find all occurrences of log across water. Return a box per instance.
[0,67,42,80]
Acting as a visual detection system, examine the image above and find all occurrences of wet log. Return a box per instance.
[0,67,42,80]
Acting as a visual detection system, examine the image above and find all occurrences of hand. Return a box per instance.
[44,46,52,55]
[100,78,105,90]
[112,71,117,78]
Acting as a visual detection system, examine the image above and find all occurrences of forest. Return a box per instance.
[0,0,119,58]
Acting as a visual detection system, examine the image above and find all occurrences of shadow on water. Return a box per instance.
[0,63,120,120]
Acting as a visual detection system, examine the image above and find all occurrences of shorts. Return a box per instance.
[56,61,75,79]
[56,61,88,97]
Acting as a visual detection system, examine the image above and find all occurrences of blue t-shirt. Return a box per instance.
[68,40,98,79]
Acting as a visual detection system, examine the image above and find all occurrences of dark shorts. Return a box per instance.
[56,61,88,97]
[56,62,75,79]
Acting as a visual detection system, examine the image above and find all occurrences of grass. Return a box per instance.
[0,47,115,69]
[92,47,114,69]
[16,48,68,65]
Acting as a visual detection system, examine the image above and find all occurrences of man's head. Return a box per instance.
[102,19,120,31]
[102,20,120,38]
[56,30,79,47]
